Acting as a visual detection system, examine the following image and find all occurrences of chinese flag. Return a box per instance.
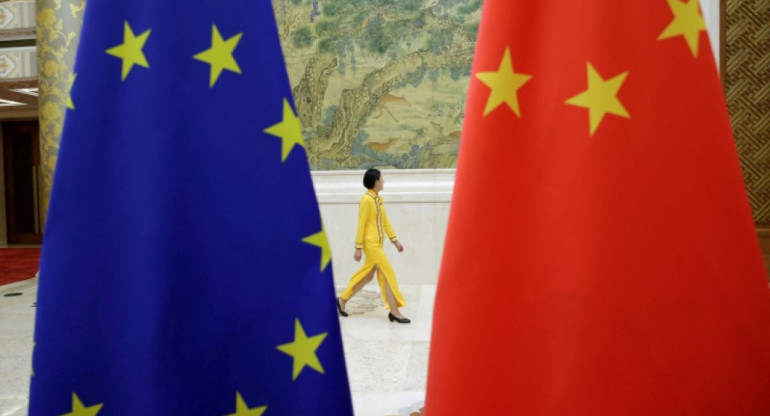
[426,0,770,415]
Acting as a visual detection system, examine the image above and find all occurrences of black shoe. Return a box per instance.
[336,297,348,317]
[388,312,410,324]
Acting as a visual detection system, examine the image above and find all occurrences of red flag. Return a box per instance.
[426,1,770,414]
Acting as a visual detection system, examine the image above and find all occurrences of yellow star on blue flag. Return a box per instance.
[225,392,267,416]
[105,21,151,81]
[193,25,243,87]
[277,319,329,380]
[302,227,332,271]
[61,393,103,416]
[264,98,305,162]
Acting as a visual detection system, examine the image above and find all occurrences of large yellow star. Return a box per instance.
[105,21,151,81]
[61,392,103,416]
[302,227,332,272]
[193,25,243,87]
[475,47,532,117]
[224,392,267,416]
[658,0,707,57]
[565,63,630,136]
[264,99,305,162]
[276,319,328,381]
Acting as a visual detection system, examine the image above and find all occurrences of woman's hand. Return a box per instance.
[394,241,404,253]
[354,248,362,262]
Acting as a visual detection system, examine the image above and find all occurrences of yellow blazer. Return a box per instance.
[355,189,397,248]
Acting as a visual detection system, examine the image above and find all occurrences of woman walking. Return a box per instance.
[337,169,410,323]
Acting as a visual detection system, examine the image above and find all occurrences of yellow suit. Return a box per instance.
[341,189,406,308]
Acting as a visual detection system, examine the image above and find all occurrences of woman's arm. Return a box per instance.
[382,202,403,252]
[382,203,398,243]
[354,197,370,250]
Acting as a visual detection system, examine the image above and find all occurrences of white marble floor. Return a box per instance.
[0,279,433,416]
[338,285,433,416]
[0,278,36,416]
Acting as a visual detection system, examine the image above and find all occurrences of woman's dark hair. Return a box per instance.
[363,168,381,189]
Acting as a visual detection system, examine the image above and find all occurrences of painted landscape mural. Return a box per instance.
[273,0,482,170]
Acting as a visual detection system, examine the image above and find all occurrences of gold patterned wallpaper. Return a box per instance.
[724,0,770,226]
[36,0,85,221]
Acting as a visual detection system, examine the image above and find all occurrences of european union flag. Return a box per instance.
[29,1,353,414]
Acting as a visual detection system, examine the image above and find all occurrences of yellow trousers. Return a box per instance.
[341,244,405,309]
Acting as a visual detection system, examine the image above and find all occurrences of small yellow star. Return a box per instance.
[658,0,707,57]
[565,63,630,136]
[61,392,103,416]
[475,47,532,117]
[302,227,332,272]
[67,73,76,110]
[276,319,328,381]
[105,21,151,81]
[224,392,267,416]
[193,25,243,87]
[263,99,305,162]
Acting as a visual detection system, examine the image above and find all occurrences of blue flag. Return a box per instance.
[29,1,353,414]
